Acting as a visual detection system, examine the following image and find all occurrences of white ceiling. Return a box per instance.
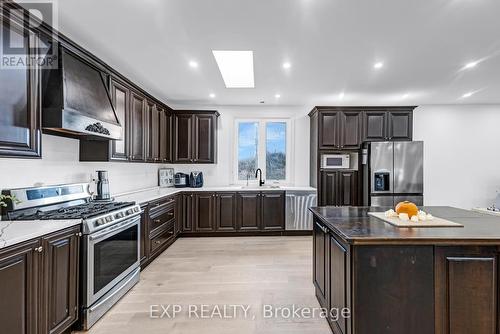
[41,0,500,107]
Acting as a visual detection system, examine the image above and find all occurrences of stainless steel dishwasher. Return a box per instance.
[285,190,317,230]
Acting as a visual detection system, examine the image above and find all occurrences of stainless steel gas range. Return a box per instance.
[2,183,142,329]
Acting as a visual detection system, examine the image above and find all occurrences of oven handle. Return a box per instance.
[89,268,140,312]
[89,217,140,242]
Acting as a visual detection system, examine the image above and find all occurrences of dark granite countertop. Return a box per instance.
[309,206,500,245]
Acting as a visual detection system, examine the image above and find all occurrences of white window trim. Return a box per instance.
[233,118,293,185]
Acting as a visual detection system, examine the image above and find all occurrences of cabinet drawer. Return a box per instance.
[149,196,176,216]
[150,224,175,254]
[149,204,175,235]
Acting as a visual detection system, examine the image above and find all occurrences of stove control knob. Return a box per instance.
[115,212,125,219]
[96,218,106,226]
[106,216,113,223]
[126,209,134,215]
[134,207,140,213]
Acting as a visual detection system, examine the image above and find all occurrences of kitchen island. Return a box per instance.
[310,206,500,334]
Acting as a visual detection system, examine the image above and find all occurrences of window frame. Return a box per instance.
[233,118,293,185]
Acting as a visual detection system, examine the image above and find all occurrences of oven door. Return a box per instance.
[86,216,140,306]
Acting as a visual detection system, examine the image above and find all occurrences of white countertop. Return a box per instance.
[115,185,317,205]
[0,219,81,250]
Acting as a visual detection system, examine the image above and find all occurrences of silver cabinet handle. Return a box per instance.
[35,246,43,253]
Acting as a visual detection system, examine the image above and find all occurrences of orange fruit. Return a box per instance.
[395,201,419,218]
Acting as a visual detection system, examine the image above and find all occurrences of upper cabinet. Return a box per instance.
[312,107,415,151]
[129,91,146,162]
[0,12,42,158]
[109,78,130,160]
[173,111,219,164]
[363,108,413,142]
[318,109,362,149]
[159,107,172,163]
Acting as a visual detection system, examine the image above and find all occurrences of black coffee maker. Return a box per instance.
[95,170,111,201]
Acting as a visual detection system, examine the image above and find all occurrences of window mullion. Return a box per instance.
[259,121,266,179]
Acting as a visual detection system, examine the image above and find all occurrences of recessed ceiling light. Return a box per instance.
[209,93,216,98]
[402,93,409,99]
[282,62,291,69]
[373,62,384,69]
[188,60,198,68]
[212,50,254,88]
[462,92,474,98]
[338,92,345,100]
[275,94,281,98]
[464,61,478,69]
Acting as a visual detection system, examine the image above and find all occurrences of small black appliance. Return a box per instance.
[189,171,204,188]
[174,173,190,188]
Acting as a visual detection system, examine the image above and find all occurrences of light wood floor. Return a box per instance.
[77,236,331,334]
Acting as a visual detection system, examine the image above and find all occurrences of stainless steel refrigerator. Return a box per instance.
[362,141,424,207]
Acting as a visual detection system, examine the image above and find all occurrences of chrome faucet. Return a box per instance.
[255,168,265,187]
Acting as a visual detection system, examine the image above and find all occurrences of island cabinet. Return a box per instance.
[173,111,219,164]
[0,226,81,334]
[310,206,500,334]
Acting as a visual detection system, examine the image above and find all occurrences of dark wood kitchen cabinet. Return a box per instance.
[317,109,361,149]
[193,193,216,232]
[0,14,42,158]
[435,247,498,334]
[159,107,172,163]
[215,192,237,231]
[362,108,413,142]
[0,226,80,334]
[139,203,149,266]
[146,101,160,162]
[237,192,261,231]
[0,239,40,334]
[318,111,340,149]
[109,79,130,160]
[129,92,146,161]
[313,220,329,309]
[329,235,349,334]
[40,227,80,334]
[261,192,285,231]
[181,193,195,232]
[173,111,219,163]
[320,171,359,206]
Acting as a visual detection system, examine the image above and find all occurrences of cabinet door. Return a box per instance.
[193,114,216,163]
[194,193,215,232]
[339,171,359,206]
[215,192,237,231]
[321,171,339,206]
[388,110,412,141]
[174,114,193,163]
[129,92,146,161]
[0,239,39,334]
[40,227,80,334]
[146,102,160,162]
[109,79,129,160]
[261,192,285,231]
[139,204,149,266]
[237,192,261,231]
[0,19,41,158]
[329,236,348,334]
[182,193,194,232]
[313,220,329,308]
[340,111,362,149]
[363,111,387,141]
[159,109,171,163]
[435,247,498,334]
[319,111,340,149]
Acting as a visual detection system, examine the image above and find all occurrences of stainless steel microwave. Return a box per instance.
[321,154,351,169]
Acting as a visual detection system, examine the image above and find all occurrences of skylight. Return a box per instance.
[212,50,255,88]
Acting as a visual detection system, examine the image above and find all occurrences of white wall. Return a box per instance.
[0,105,310,195]
[414,105,500,209]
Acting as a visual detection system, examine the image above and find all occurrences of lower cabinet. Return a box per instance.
[435,247,498,334]
[320,171,359,206]
[313,220,329,308]
[0,226,80,334]
[261,192,285,230]
[329,235,349,334]
[237,192,261,231]
[215,192,237,231]
[139,203,149,266]
[193,193,216,232]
